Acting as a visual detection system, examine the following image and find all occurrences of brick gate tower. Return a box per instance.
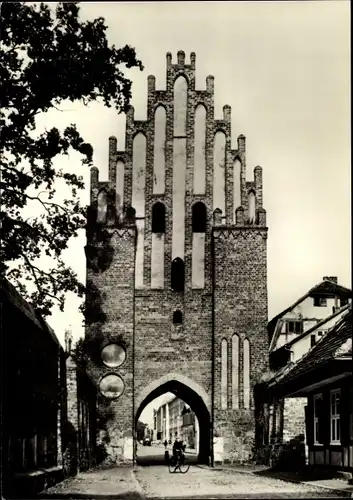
[84,51,269,465]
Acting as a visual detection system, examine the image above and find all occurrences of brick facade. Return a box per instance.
[84,51,269,464]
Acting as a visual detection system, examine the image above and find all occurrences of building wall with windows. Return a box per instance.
[307,379,353,470]
[84,50,269,464]
[270,277,351,353]
[1,280,96,497]
[265,278,352,454]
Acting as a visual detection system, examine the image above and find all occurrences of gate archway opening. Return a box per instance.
[134,379,211,466]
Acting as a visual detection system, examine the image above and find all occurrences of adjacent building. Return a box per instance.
[264,305,352,472]
[255,277,352,469]
[1,279,96,497]
[154,396,199,450]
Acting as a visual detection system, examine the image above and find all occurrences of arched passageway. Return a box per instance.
[135,378,211,466]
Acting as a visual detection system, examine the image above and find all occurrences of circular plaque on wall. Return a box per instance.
[99,374,124,399]
[101,343,126,368]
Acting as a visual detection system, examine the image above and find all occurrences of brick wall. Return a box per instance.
[84,51,269,465]
[213,225,269,462]
[283,397,306,442]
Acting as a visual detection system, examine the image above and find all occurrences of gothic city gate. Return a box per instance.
[84,51,269,465]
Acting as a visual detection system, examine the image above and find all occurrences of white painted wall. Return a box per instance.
[192,233,205,288]
[97,189,107,223]
[135,220,144,288]
[248,191,256,223]
[291,307,351,362]
[232,334,239,409]
[233,159,241,221]
[151,233,164,288]
[153,106,166,194]
[116,160,124,221]
[221,339,228,410]
[131,133,146,217]
[243,339,250,409]
[195,417,199,454]
[132,133,146,289]
[274,295,349,349]
[194,105,206,194]
[213,131,226,217]
[173,76,187,137]
[172,139,186,260]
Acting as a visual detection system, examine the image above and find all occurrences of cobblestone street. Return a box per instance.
[40,446,353,499]
[136,464,350,498]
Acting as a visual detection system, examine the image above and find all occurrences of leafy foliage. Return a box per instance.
[0,2,143,315]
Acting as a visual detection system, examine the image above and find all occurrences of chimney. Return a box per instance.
[323,276,338,284]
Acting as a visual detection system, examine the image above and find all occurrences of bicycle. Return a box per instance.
[168,451,190,473]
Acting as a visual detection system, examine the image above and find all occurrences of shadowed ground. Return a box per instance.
[26,446,352,500]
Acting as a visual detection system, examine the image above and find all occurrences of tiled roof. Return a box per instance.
[0,278,62,348]
[268,305,352,387]
[309,280,351,297]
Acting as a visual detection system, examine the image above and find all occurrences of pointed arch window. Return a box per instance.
[173,310,183,324]
[248,190,256,224]
[232,334,239,409]
[171,258,184,292]
[221,339,228,410]
[173,76,188,137]
[153,106,166,194]
[192,202,207,233]
[152,202,166,233]
[243,338,250,409]
[194,104,206,194]
[97,190,107,224]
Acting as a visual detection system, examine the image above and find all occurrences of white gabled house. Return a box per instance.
[258,276,351,468]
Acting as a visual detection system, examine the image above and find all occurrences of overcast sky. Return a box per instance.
[37,1,350,352]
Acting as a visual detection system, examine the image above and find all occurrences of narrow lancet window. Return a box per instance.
[221,339,228,410]
[132,133,146,288]
[243,338,250,409]
[171,258,184,292]
[173,310,183,324]
[213,131,226,218]
[97,190,107,224]
[232,334,239,409]
[192,202,207,233]
[173,76,188,137]
[192,202,206,289]
[152,202,166,233]
[116,160,124,220]
[151,202,165,288]
[153,106,166,194]
[248,190,256,224]
[233,159,241,221]
[194,105,206,194]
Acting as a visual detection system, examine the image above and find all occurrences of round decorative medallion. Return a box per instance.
[101,343,126,368]
[99,374,124,399]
